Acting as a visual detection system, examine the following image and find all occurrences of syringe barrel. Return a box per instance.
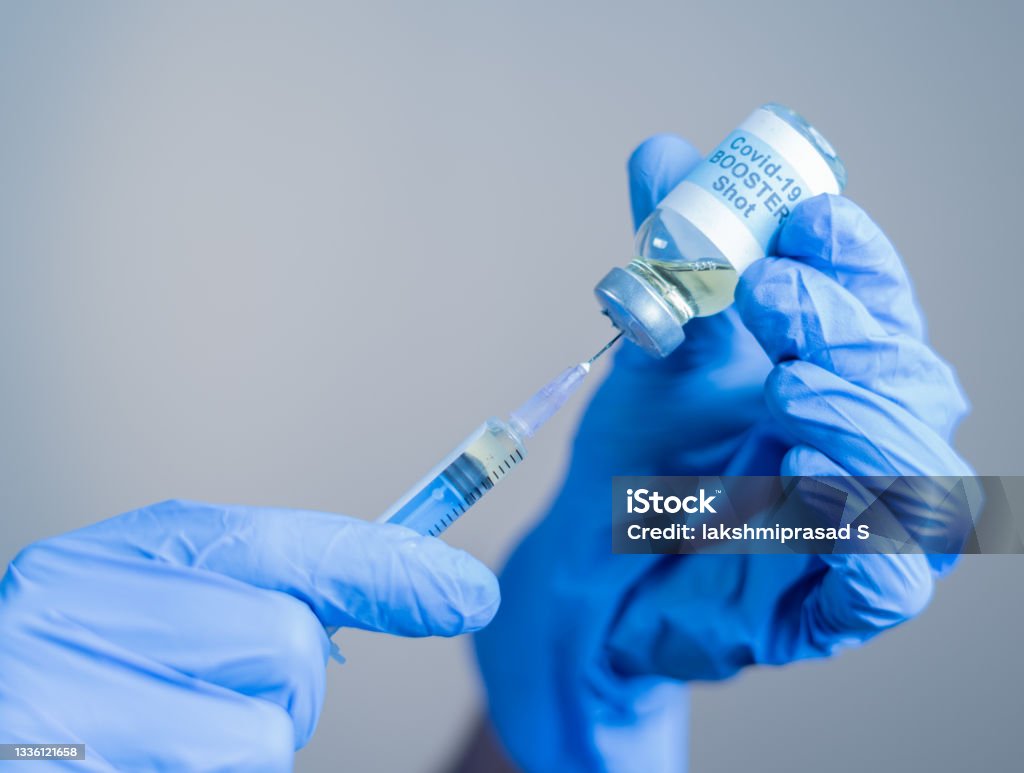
[380,359,596,536]
[379,419,527,536]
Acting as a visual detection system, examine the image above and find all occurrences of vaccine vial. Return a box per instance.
[594,103,847,357]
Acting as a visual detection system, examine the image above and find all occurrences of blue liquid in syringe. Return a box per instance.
[381,419,526,536]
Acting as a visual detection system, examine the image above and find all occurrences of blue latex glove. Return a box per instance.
[0,500,498,771]
[475,135,971,772]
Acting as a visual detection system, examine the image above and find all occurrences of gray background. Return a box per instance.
[1,1,1021,770]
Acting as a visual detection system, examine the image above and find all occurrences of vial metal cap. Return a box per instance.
[594,267,686,358]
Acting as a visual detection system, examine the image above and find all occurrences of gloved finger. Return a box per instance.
[765,360,972,477]
[605,546,931,677]
[781,444,961,574]
[800,551,934,655]
[776,194,925,340]
[5,543,329,747]
[773,445,938,654]
[0,610,298,768]
[61,500,500,637]
[628,133,702,228]
[736,257,968,438]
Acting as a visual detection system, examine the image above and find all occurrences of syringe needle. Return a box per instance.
[587,331,624,364]
[508,333,625,439]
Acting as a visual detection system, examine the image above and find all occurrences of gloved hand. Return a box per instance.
[475,135,971,772]
[0,500,499,771]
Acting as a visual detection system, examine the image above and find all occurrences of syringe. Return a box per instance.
[379,333,622,537]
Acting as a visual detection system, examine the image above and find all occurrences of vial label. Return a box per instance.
[685,130,815,253]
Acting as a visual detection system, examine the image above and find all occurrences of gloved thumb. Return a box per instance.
[628,133,702,229]
[45,500,501,637]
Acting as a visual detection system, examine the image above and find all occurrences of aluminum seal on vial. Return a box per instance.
[594,267,685,357]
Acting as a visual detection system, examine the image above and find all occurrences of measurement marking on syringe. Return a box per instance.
[378,358,602,537]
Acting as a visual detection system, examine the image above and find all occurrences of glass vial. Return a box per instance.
[594,103,847,357]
